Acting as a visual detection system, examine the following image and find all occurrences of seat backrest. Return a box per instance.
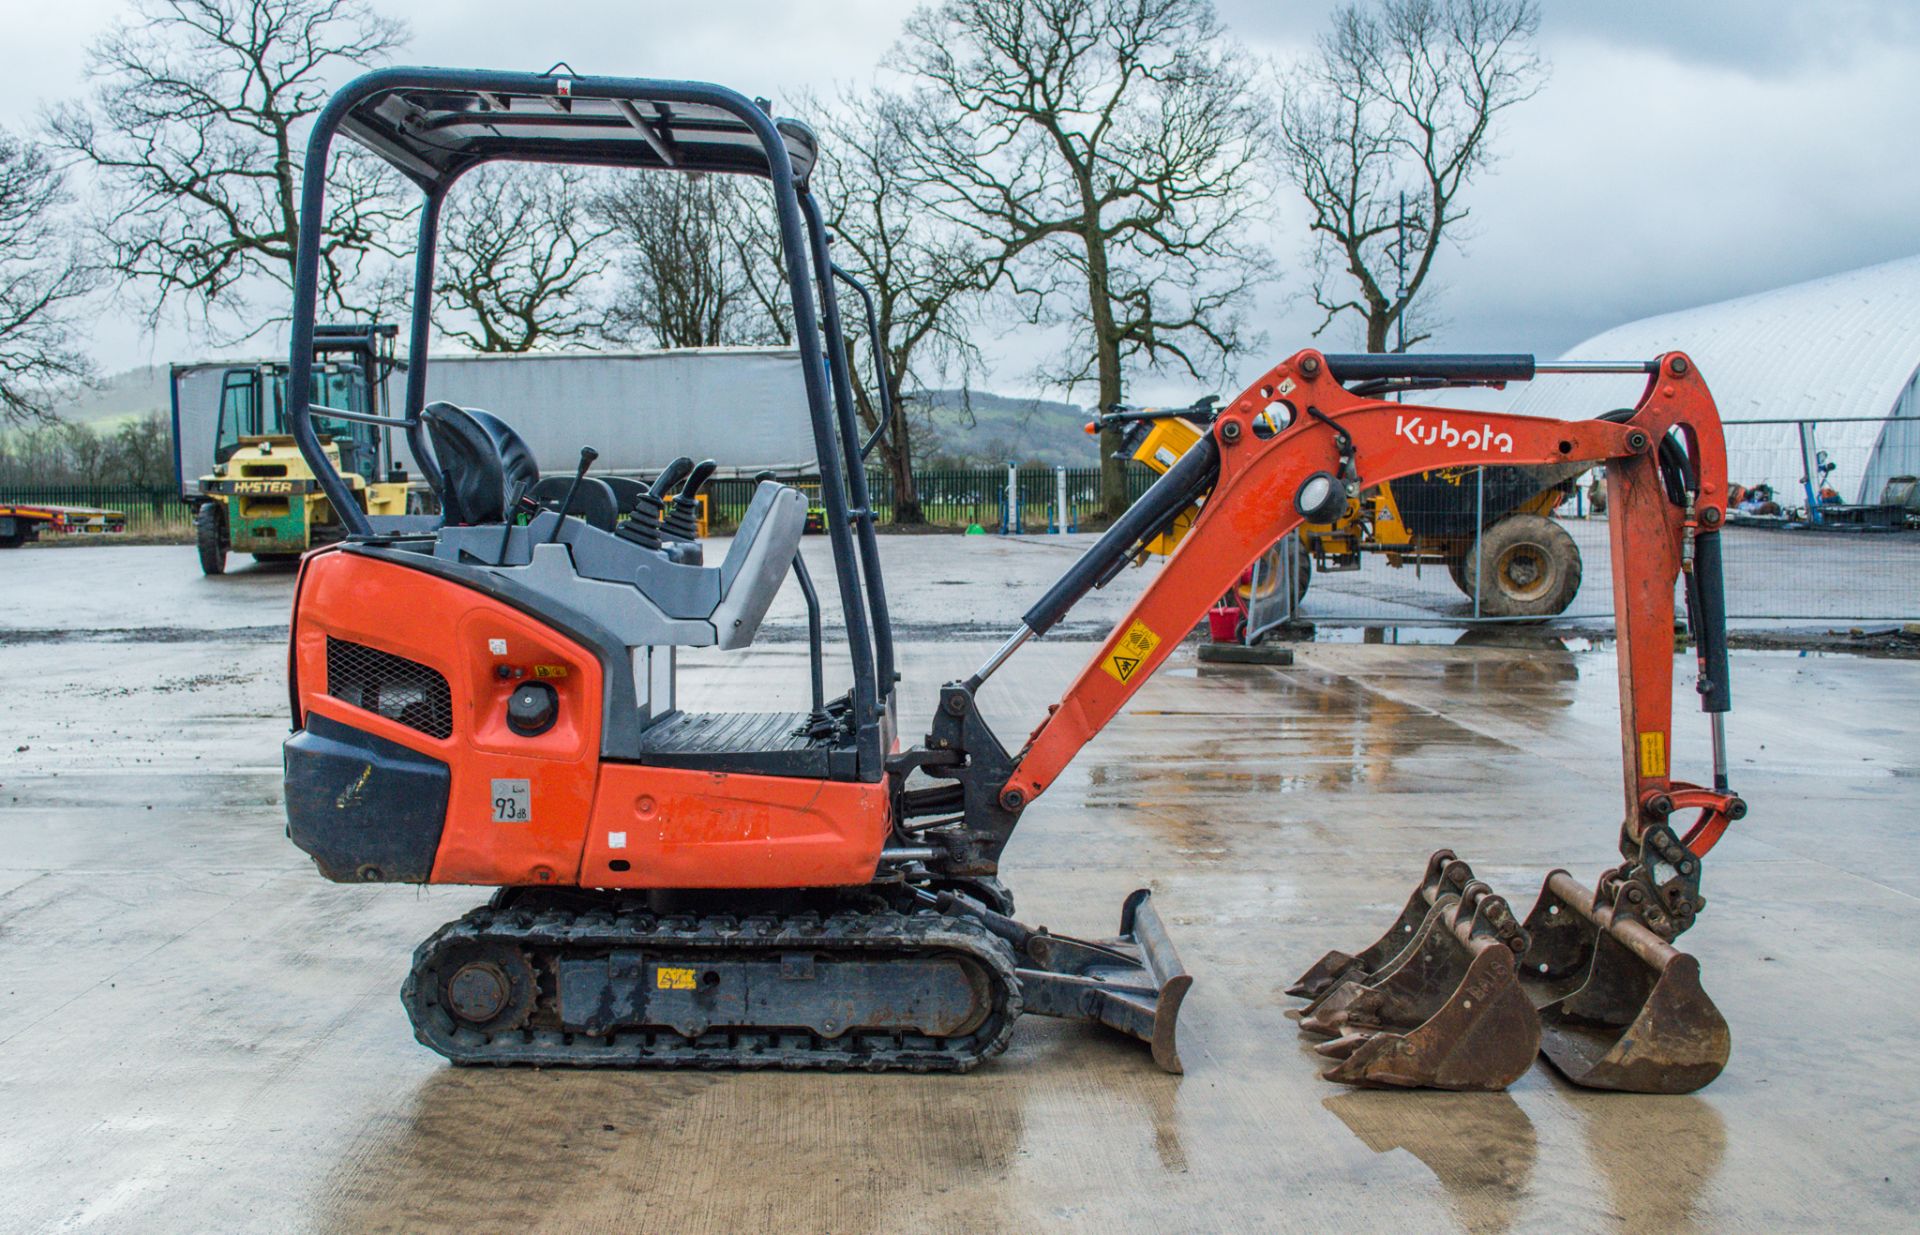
[711,481,808,650]
[468,408,540,510]
[422,403,540,525]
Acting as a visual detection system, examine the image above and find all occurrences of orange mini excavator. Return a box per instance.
[282,68,1743,1092]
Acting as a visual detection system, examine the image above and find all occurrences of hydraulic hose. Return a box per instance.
[1020,434,1220,636]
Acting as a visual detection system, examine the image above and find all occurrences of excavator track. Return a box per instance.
[402,899,1022,1072]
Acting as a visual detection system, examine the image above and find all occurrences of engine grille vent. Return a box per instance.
[326,637,453,739]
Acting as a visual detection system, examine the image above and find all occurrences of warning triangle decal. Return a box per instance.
[1111,655,1140,681]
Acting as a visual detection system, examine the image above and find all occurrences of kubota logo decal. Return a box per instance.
[1395,414,1515,454]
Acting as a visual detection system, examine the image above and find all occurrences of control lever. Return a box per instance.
[618,455,695,552]
[546,446,598,545]
[663,459,717,544]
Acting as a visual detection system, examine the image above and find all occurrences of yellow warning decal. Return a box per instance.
[533,663,569,678]
[1639,731,1667,778]
[656,967,697,990]
[1102,620,1163,684]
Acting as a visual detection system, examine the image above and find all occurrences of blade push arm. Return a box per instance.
[994,350,1741,919]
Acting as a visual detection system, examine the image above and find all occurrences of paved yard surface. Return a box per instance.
[2,543,1917,1233]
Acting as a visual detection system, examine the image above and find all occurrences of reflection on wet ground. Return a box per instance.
[1326,1090,1538,1234]
[316,1069,1027,1235]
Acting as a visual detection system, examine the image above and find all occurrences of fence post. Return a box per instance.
[1054,466,1069,536]
[1003,463,1018,535]
[1471,467,1485,620]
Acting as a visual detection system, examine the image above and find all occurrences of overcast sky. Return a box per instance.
[6,0,1919,401]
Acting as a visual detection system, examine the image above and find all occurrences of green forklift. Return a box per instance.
[186,323,413,574]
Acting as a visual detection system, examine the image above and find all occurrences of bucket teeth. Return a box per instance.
[1288,849,1475,1002]
[1517,870,1730,1094]
[1293,881,1539,1091]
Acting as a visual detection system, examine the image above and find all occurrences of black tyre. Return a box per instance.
[1237,541,1312,606]
[252,551,302,566]
[195,503,228,576]
[1446,552,1472,594]
[1462,514,1582,618]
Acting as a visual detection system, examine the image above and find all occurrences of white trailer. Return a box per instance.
[170,347,817,498]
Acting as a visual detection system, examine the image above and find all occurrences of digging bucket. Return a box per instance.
[1297,882,1540,1091]
[1517,870,1729,1094]
[1289,849,1476,1003]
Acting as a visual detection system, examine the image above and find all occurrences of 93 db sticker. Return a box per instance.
[491,778,532,823]
[1102,619,1162,684]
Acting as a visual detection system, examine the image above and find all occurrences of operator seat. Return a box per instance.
[422,402,540,524]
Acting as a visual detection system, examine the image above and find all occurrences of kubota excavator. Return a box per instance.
[280,67,1743,1093]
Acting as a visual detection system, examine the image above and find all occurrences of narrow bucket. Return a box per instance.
[1297,882,1540,1091]
[1289,849,1475,1002]
[1517,871,1729,1094]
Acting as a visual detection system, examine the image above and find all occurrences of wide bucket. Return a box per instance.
[1296,882,1540,1091]
[1518,870,1730,1094]
[1289,849,1476,1003]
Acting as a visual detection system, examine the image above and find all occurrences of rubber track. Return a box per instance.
[402,903,1022,1072]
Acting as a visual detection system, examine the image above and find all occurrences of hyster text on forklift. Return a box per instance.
[279,67,1746,1094]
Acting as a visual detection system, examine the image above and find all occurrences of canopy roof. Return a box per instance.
[334,68,818,190]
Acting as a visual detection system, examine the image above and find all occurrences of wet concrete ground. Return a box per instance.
[3,545,1918,1232]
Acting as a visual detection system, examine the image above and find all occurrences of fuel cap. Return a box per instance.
[506,681,558,736]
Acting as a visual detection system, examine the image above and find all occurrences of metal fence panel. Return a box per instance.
[1,485,187,535]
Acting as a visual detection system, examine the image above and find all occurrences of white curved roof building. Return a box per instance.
[1503,254,1920,505]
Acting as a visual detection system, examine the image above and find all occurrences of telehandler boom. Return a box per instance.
[280,68,1742,1092]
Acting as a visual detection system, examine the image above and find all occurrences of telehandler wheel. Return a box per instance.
[195,503,228,576]
[1446,552,1472,594]
[1236,541,1312,607]
[1462,514,1582,618]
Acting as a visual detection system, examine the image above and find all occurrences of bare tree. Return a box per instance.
[43,0,412,335]
[1281,0,1544,353]
[0,130,95,425]
[433,165,614,352]
[817,91,986,525]
[596,173,791,349]
[893,0,1271,517]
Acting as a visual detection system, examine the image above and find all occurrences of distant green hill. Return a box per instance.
[56,365,171,427]
[914,388,1100,467]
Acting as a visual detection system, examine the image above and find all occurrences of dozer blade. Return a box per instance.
[936,888,1192,1074]
[1289,849,1475,1002]
[1297,882,1539,1091]
[1517,870,1730,1094]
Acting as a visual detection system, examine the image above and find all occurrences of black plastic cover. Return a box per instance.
[284,713,450,883]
